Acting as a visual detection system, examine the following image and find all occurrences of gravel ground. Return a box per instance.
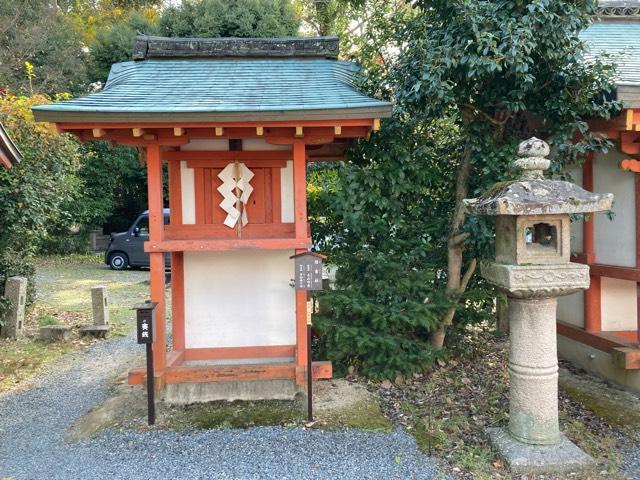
[621,442,640,480]
[0,335,445,480]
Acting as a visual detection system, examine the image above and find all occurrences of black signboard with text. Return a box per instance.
[291,252,326,291]
[133,301,158,425]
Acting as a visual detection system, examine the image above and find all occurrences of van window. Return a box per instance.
[136,217,149,235]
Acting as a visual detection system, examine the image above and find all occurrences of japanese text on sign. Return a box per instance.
[294,256,323,291]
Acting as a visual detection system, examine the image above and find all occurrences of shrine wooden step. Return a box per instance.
[612,347,640,370]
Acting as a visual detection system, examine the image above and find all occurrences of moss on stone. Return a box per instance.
[319,398,392,432]
[560,382,640,431]
[478,180,515,200]
[166,400,304,430]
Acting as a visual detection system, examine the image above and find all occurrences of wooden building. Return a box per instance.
[32,36,392,402]
[0,123,22,169]
[557,4,640,392]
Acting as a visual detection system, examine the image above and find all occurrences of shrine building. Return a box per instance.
[0,123,22,169]
[32,36,391,403]
[557,4,640,393]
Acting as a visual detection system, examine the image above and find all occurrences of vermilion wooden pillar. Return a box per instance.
[293,141,308,384]
[167,160,185,352]
[582,153,602,333]
[146,144,167,375]
[636,173,640,344]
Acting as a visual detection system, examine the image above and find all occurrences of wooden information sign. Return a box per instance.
[133,301,158,425]
[290,251,326,291]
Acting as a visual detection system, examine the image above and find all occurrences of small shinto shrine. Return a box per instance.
[32,36,391,403]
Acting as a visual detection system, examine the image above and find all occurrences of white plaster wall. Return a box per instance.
[180,160,196,224]
[600,277,638,331]
[557,291,584,328]
[281,161,294,223]
[594,150,636,267]
[184,250,296,348]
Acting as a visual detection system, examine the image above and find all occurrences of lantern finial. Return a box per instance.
[515,137,551,180]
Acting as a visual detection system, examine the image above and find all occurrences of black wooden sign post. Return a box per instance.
[134,301,158,426]
[290,252,326,422]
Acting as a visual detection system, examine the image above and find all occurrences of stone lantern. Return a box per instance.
[465,138,613,474]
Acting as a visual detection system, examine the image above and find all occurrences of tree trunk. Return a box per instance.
[497,295,510,334]
[431,138,476,349]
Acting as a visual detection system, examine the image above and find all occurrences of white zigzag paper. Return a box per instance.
[217,162,254,228]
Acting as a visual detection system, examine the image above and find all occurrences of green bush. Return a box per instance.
[311,118,495,379]
[0,94,83,303]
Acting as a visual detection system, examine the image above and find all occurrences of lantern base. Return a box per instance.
[487,427,595,475]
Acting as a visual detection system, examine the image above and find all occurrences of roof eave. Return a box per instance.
[31,105,393,125]
[0,123,22,168]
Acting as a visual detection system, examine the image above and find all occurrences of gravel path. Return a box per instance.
[621,441,640,480]
[0,335,445,480]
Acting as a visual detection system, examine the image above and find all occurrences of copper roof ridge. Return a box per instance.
[133,35,340,60]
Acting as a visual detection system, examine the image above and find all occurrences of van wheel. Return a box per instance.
[109,252,129,270]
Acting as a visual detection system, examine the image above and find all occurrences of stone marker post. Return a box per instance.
[91,285,109,327]
[80,285,111,338]
[1,276,27,339]
[464,138,613,474]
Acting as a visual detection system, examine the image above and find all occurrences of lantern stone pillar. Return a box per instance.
[465,138,613,474]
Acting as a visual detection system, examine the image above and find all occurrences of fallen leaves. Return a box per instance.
[356,328,632,479]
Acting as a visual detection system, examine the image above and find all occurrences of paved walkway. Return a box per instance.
[0,336,445,480]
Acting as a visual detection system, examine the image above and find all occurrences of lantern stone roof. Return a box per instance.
[465,138,614,216]
[0,123,22,169]
[31,36,392,124]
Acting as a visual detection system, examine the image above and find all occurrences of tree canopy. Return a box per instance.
[87,0,301,84]
[157,0,299,38]
[0,0,88,95]
[313,0,621,378]
[0,94,84,313]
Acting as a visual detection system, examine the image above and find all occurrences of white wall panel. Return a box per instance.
[594,150,636,267]
[180,161,195,224]
[281,160,294,223]
[557,291,584,328]
[601,277,637,331]
[184,250,296,349]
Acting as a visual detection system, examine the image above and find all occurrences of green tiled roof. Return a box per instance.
[581,21,640,85]
[32,57,392,123]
